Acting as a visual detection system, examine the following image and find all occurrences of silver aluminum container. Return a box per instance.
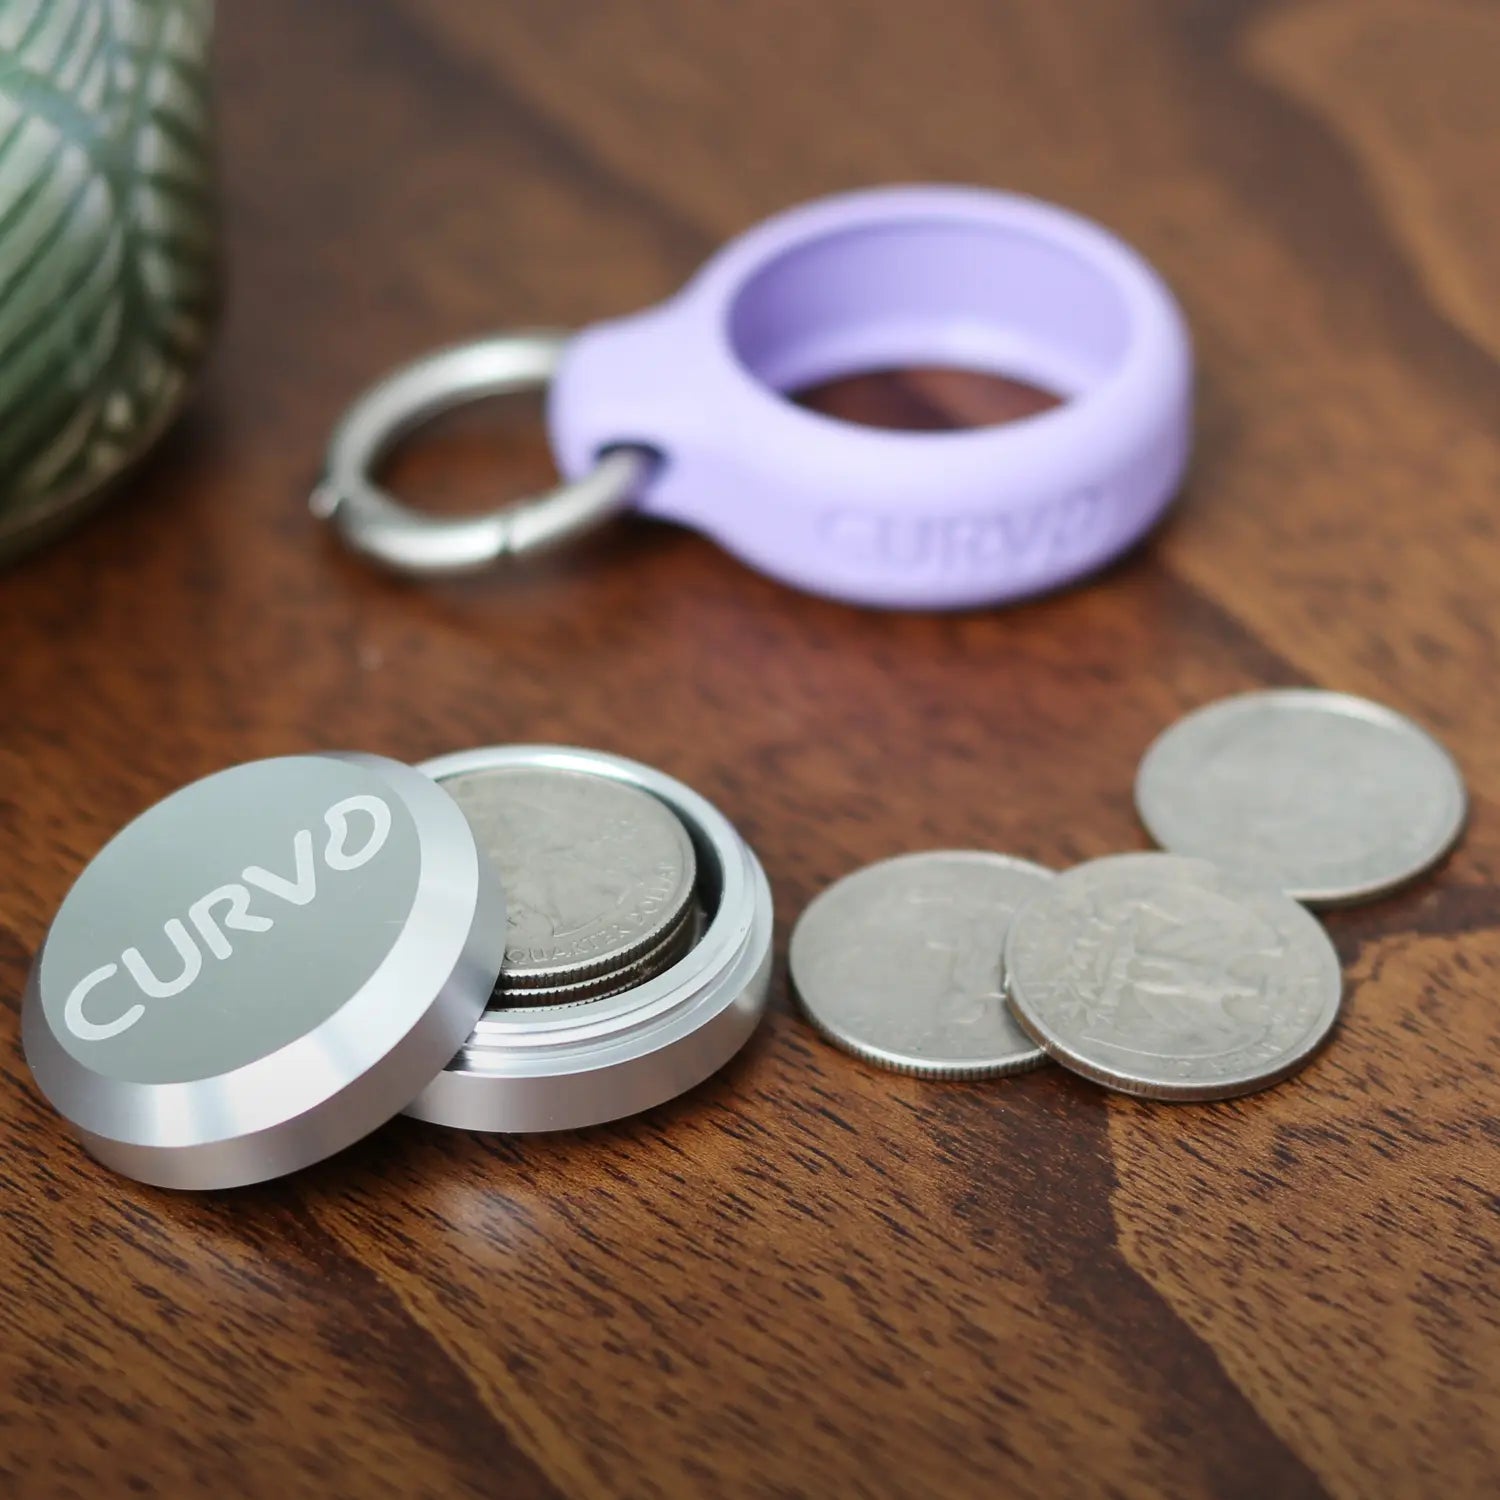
[405,745,773,1133]
[21,745,772,1187]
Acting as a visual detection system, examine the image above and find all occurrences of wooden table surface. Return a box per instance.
[4,1,1500,1495]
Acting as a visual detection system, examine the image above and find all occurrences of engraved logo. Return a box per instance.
[62,795,393,1042]
[818,486,1106,575]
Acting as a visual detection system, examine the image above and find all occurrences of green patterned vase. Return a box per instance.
[0,0,218,563]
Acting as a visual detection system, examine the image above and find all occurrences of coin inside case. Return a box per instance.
[405,745,773,1133]
[20,743,772,1189]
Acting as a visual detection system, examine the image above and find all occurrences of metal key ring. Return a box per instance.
[312,330,653,575]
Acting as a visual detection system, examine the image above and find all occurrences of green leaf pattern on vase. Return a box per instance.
[0,0,218,562]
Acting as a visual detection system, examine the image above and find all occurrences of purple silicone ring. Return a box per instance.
[549,185,1193,610]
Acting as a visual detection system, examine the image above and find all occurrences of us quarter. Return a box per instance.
[499,899,705,1008]
[1135,689,1466,906]
[790,851,1054,1078]
[440,765,697,987]
[1004,852,1342,1101]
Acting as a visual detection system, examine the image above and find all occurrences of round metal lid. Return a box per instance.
[22,754,505,1189]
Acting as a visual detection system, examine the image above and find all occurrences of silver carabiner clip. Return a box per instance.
[312,331,652,575]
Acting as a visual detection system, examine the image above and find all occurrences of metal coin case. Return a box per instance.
[21,745,773,1190]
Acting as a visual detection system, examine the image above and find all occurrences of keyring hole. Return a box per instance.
[794,366,1062,430]
[377,390,558,516]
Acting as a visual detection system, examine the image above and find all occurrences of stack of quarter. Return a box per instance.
[404,746,774,1135]
[792,688,1465,1105]
[441,766,703,1006]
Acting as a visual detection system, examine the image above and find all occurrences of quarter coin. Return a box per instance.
[440,766,697,987]
[1004,852,1342,1101]
[499,899,705,1008]
[1135,689,1466,906]
[790,851,1054,1078]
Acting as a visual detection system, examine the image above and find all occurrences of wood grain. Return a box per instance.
[3,1,1499,1496]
